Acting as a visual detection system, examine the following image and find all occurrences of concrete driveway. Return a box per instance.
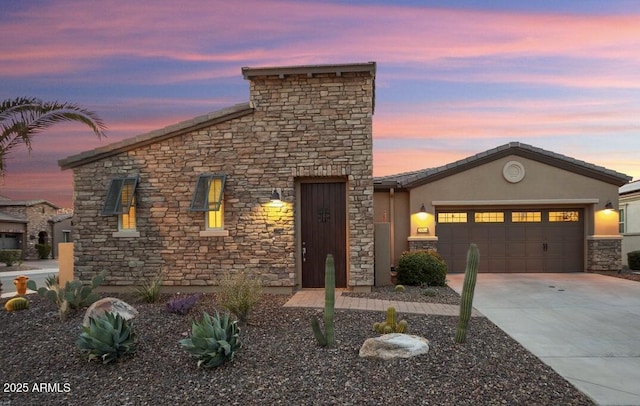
[447,273,640,406]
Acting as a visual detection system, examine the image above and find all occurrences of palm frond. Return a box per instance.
[0,97,107,173]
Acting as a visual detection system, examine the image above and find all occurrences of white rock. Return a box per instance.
[359,333,429,360]
[82,297,138,327]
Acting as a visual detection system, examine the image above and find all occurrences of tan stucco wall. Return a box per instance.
[408,155,620,239]
[374,189,410,268]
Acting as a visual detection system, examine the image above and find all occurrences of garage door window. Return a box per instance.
[438,212,467,223]
[549,211,579,222]
[474,212,504,223]
[512,211,541,222]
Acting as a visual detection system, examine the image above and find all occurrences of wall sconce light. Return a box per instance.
[270,188,282,203]
[605,201,614,210]
[419,203,427,213]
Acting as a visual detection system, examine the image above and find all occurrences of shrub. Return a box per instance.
[397,250,447,286]
[179,310,240,368]
[131,273,163,303]
[166,294,199,315]
[0,250,22,266]
[628,250,640,271]
[76,312,136,364]
[35,243,51,259]
[27,271,105,320]
[217,271,263,325]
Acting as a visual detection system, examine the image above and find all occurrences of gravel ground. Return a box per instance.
[1,289,595,406]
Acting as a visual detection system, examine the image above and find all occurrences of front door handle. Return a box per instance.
[302,242,307,262]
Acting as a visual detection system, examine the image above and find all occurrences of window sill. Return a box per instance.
[112,231,140,238]
[199,230,229,237]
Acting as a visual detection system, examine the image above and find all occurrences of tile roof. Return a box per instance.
[0,211,27,223]
[0,199,59,209]
[59,102,254,170]
[620,179,640,195]
[375,141,632,189]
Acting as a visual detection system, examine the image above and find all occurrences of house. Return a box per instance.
[59,62,376,292]
[0,195,65,260]
[620,180,640,267]
[374,142,632,278]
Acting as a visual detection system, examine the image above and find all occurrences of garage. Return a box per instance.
[436,208,584,273]
[374,142,632,276]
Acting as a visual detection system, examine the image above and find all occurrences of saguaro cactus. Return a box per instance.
[311,254,336,347]
[455,243,480,344]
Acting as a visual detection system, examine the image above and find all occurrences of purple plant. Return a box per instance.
[166,294,200,315]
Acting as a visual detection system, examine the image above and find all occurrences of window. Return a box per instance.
[101,176,138,232]
[549,211,580,222]
[511,211,541,222]
[437,212,467,223]
[190,174,226,231]
[474,212,504,223]
[619,208,626,234]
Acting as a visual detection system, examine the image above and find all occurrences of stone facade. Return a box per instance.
[61,63,375,291]
[407,238,438,252]
[0,198,59,259]
[587,237,623,271]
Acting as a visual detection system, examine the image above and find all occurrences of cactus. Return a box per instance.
[455,243,480,344]
[373,306,408,334]
[310,254,336,347]
[5,297,29,311]
[27,271,105,320]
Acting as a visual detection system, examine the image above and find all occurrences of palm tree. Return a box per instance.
[0,97,107,173]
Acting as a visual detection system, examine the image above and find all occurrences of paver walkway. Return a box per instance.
[283,289,483,317]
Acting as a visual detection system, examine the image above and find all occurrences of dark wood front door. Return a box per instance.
[301,182,347,288]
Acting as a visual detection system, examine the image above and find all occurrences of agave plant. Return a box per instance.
[179,310,241,368]
[76,312,136,364]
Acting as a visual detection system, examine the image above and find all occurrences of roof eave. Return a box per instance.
[59,102,254,170]
[402,144,632,189]
[242,62,376,80]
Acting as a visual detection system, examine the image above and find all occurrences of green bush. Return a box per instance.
[397,250,447,286]
[0,250,22,266]
[35,244,51,259]
[628,250,640,271]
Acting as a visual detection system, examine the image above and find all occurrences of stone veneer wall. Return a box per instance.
[408,238,438,252]
[71,70,374,290]
[587,237,623,271]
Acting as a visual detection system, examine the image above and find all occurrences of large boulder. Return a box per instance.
[82,297,138,327]
[359,333,429,360]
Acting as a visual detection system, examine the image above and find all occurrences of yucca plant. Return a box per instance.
[76,312,136,364]
[179,310,241,368]
[131,273,163,303]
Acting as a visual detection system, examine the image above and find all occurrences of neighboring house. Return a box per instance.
[619,180,640,267]
[48,211,74,259]
[0,195,64,260]
[374,142,631,276]
[59,62,376,292]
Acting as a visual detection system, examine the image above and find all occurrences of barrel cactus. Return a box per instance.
[4,297,29,311]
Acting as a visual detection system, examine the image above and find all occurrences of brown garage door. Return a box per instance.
[437,209,584,273]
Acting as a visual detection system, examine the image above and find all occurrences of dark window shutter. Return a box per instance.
[101,178,125,215]
[100,177,138,215]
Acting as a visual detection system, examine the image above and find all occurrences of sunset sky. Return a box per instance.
[2,0,640,208]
